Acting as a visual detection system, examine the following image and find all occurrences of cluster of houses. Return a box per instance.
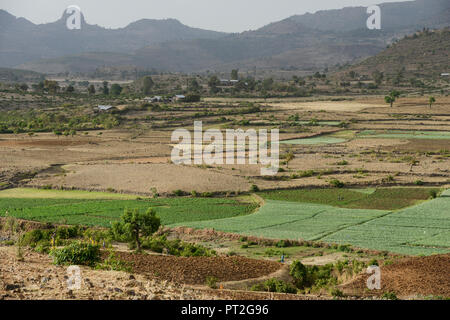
[144,95,185,103]
[96,94,187,112]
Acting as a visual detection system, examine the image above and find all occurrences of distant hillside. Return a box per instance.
[288,0,449,32]
[0,67,45,82]
[6,0,450,74]
[0,10,226,68]
[335,28,450,79]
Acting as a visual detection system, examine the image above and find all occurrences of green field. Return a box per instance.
[174,188,450,255]
[358,130,450,140]
[2,187,449,255]
[0,189,257,227]
[281,136,347,145]
[259,188,440,210]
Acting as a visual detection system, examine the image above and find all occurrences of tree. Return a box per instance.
[188,78,201,93]
[231,69,239,80]
[429,96,435,109]
[208,75,220,94]
[111,208,161,251]
[385,90,400,108]
[142,76,154,95]
[66,85,75,93]
[184,94,201,102]
[88,84,96,95]
[102,81,109,95]
[110,83,122,96]
[372,70,384,86]
[44,80,60,94]
[348,71,357,79]
[285,150,294,169]
[262,78,274,91]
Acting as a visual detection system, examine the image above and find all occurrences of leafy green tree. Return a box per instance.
[112,208,161,250]
[44,80,60,94]
[102,81,109,95]
[142,76,154,95]
[208,75,220,94]
[188,78,201,93]
[372,70,384,86]
[429,96,436,109]
[66,85,75,93]
[385,90,400,108]
[262,78,274,91]
[285,150,294,168]
[110,83,122,96]
[88,84,96,95]
[231,69,239,80]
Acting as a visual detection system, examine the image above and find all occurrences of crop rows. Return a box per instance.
[179,190,450,255]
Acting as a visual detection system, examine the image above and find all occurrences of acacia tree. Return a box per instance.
[429,96,436,109]
[88,84,96,95]
[285,150,294,169]
[112,208,161,250]
[385,90,400,108]
[142,76,154,95]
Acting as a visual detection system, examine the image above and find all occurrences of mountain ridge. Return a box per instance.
[2,0,449,74]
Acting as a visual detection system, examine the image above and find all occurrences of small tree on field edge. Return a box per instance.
[429,96,436,109]
[112,208,161,250]
[385,90,400,108]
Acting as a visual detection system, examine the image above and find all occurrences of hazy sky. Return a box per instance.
[1,0,411,32]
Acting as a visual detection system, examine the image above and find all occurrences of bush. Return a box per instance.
[429,190,438,199]
[50,242,100,266]
[20,229,46,247]
[184,94,201,103]
[173,189,185,196]
[276,240,288,248]
[201,192,213,198]
[251,279,297,294]
[368,259,379,266]
[96,251,132,272]
[330,288,345,298]
[290,260,310,288]
[206,276,218,289]
[382,291,398,300]
[250,184,260,192]
[35,240,51,254]
[330,179,345,188]
[141,236,215,257]
[290,260,338,290]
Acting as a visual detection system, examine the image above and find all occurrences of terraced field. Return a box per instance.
[358,130,450,140]
[0,189,257,227]
[281,136,347,145]
[175,189,450,256]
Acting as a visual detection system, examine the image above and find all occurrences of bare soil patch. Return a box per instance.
[341,254,450,298]
[111,252,282,285]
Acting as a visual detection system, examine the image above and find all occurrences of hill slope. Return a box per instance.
[0,10,226,68]
[7,0,450,74]
[335,28,450,79]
